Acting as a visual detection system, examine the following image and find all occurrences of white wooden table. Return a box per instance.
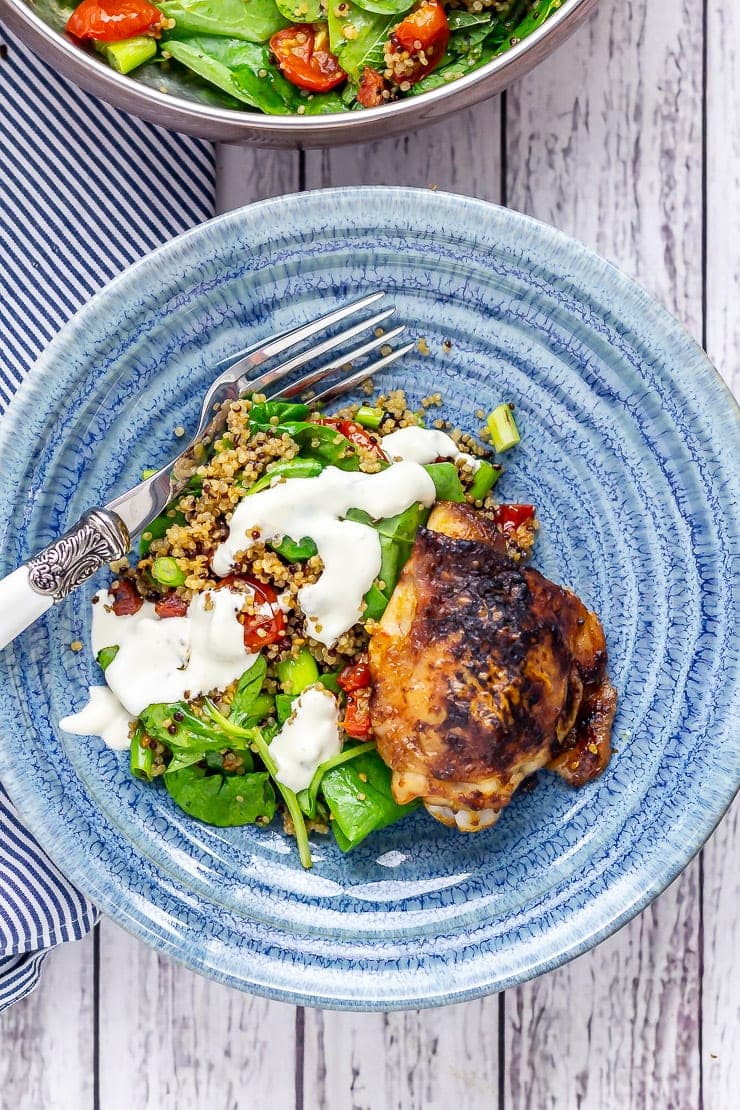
[1,2,738,1106]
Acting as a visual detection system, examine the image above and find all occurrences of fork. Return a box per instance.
[0,292,413,651]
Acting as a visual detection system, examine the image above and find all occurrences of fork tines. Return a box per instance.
[232,292,411,405]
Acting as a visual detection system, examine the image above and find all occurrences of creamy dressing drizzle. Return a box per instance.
[269,685,342,793]
[380,426,481,472]
[60,686,133,750]
[212,461,436,646]
[61,588,257,748]
[65,427,480,750]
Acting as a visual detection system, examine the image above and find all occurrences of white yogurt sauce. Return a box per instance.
[381,426,481,472]
[61,587,257,747]
[212,461,436,646]
[102,588,256,717]
[270,685,341,792]
[60,686,132,750]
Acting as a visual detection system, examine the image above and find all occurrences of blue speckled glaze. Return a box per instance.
[0,188,738,1009]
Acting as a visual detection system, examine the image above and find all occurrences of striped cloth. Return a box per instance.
[0,23,215,1011]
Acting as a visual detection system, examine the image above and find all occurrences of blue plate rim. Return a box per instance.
[0,186,738,1009]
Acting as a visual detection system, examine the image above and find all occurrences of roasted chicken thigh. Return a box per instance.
[368,504,617,830]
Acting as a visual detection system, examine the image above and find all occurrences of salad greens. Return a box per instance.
[99,393,515,868]
[58,0,560,115]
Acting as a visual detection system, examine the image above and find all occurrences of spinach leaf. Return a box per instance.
[140,701,253,758]
[423,461,466,502]
[228,656,267,726]
[328,4,396,82]
[130,727,156,781]
[165,766,277,826]
[159,0,288,43]
[247,457,323,496]
[362,583,389,620]
[277,423,360,469]
[446,10,491,31]
[96,645,119,672]
[249,400,311,424]
[275,0,322,19]
[347,501,428,598]
[135,55,246,109]
[139,506,186,556]
[28,0,75,32]
[164,39,296,113]
[320,750,419,850]
[349,0,412,13]
[297,743,372,819]
[248,408,361,470]
[299,90,348,115]
[271,535,318,561]
[506,0,563,45]
[275,693,297,725]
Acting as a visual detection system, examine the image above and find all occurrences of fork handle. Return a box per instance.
[0,509,130,651]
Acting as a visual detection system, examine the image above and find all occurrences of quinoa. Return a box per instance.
[124,388,534,673]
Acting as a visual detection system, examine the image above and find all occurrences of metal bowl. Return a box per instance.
[0,0,597,147]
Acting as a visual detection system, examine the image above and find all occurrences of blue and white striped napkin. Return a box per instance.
[0,24,216,1011]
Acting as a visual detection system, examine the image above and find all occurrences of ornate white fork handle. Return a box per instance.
[0,293,412,651]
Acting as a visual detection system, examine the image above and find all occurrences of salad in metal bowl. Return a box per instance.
[55,0,563,114]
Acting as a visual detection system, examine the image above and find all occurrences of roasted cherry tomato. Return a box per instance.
[387,0,449,85]
[320,418,386,459]
[357,67,388,109]
[343,688,371,739]
[154,594,189,619]
[66,0,161,42]
[338,659,371,692]
[110,578,143,616]
[338,657,372,738]
[269,23,346,93]
[216,574,286,651]
[493,504,536,533]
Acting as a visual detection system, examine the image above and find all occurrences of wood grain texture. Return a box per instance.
[303,100,503,202]
[705,0,740,392]
[303,1000,500,1110]
[506,0,704,335]
[503,0,707,1106]
[701,3,740,1108]
[215,144,300,214]
[0,932,95,1110]
[97,918,297,1110]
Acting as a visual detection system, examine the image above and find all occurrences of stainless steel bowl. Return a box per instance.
[0,0,598,147]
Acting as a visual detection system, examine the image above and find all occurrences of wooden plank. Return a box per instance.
[705,2,740,390]
[303,1000,500,1110]
[701,2,740,1105]
[300,102,504,1108]
[503,0,706,1106]
[97,918,297,1110]
[303,100,503,201]
[215,144,300,213]
[0,931,95,1110]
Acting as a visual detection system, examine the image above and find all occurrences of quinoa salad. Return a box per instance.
[52,0,562,115]
[62,387,535,868]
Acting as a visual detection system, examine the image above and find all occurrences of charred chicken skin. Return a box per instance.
[368,503,617,831]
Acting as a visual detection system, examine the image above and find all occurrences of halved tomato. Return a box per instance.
[216,574,286,650]
[387,0,449,85]
[269,24,346,93]
[110,578,143,616]
[66,0,161,42]
[154,594,189,619]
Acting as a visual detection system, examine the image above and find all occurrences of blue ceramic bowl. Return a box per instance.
[0,188,738,1009]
